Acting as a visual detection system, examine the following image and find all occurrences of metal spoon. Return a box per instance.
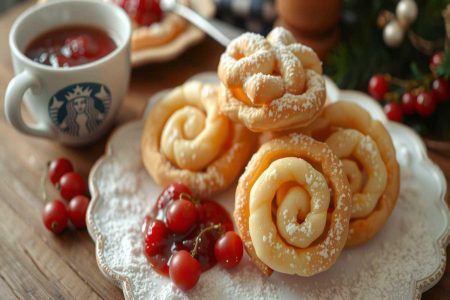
[160,0,243,47]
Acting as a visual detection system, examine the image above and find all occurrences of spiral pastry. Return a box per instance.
[300,102,400,247]
[141,81,257,196]
[235,134,352,276]
[217,27,326,132]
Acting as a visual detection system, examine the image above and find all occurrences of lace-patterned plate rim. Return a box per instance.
[86,73,450,300]
[86,120,141,299]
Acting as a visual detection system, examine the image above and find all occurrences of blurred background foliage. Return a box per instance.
[324,0,450,90]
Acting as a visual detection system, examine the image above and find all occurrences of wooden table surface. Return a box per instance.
[0,2,449,299]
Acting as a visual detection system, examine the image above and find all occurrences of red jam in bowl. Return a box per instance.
[25,25,116,68]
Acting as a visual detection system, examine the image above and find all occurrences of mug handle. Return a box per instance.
[4,71,55,138]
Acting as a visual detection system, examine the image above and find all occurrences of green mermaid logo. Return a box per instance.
[49,83,111,137]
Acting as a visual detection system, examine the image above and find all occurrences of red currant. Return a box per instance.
[214,231,243,269]
[43,200,68,234]
[401,92,416,115]
[68,195,90,229]
[431,78,450,103]
[59,172,87,200]
[169,250,202,291]
[415,92,437,117]
[384,103,403,122]
[196,200,234,232]
[145,220,170,256]
[155,183,192,211]
[368,74,389,100]
[48,158,74,185]
[430,51,444,72]
[166,199,198,234]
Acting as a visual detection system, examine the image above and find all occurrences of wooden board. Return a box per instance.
[0,2,448,299]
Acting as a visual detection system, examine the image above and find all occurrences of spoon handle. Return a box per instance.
[171,3,232,47]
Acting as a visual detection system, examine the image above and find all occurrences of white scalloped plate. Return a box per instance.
[36,0,215,67]
[87,73,450,299]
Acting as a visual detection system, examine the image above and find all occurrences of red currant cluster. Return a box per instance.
[368,52,449,123]
[42,158,90,234]
[143,183,244,291]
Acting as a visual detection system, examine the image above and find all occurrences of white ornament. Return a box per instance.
[383,20,404,47]
[396,0,418,26]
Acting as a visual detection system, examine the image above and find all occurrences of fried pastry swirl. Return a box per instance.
[235,134,352,276]
[141,81,256,196]
[301,102,400,246]
[217,27,325,132]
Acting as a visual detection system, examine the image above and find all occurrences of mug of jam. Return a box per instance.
[5,0,132,146]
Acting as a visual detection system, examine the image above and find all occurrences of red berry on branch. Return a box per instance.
[48,158,74,185]
[68,195,90,229]
[214,231,244,269]
[431,78,450,103]
[43,200,68,234]
[401,92,417,115]
[169,250,202,291]
[59,172,87,200]
[429,51,444,72]
[384,103,403,122]
[415,92,437,117]
[368,74,389,100]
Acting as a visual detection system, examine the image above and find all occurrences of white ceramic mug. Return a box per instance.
[5,0,132,146]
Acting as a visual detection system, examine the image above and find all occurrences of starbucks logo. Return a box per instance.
[49,83,111,137]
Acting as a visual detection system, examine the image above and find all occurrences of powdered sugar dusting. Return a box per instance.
[217,27,326,131]
[90,121,447,299]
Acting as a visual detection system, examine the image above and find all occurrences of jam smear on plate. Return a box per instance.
[142,183,234,276]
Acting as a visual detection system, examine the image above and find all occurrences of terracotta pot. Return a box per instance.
[276,0,342,35]
[275,19,340,59]
[275,0,342,59]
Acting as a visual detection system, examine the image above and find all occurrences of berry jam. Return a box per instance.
[25,25,116,68]
[115,0,163,27]
[143,186,233,276]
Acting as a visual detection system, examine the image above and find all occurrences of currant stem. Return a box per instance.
[179,192,200,205]
[190,224,223,258]
[386,74,419,90]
